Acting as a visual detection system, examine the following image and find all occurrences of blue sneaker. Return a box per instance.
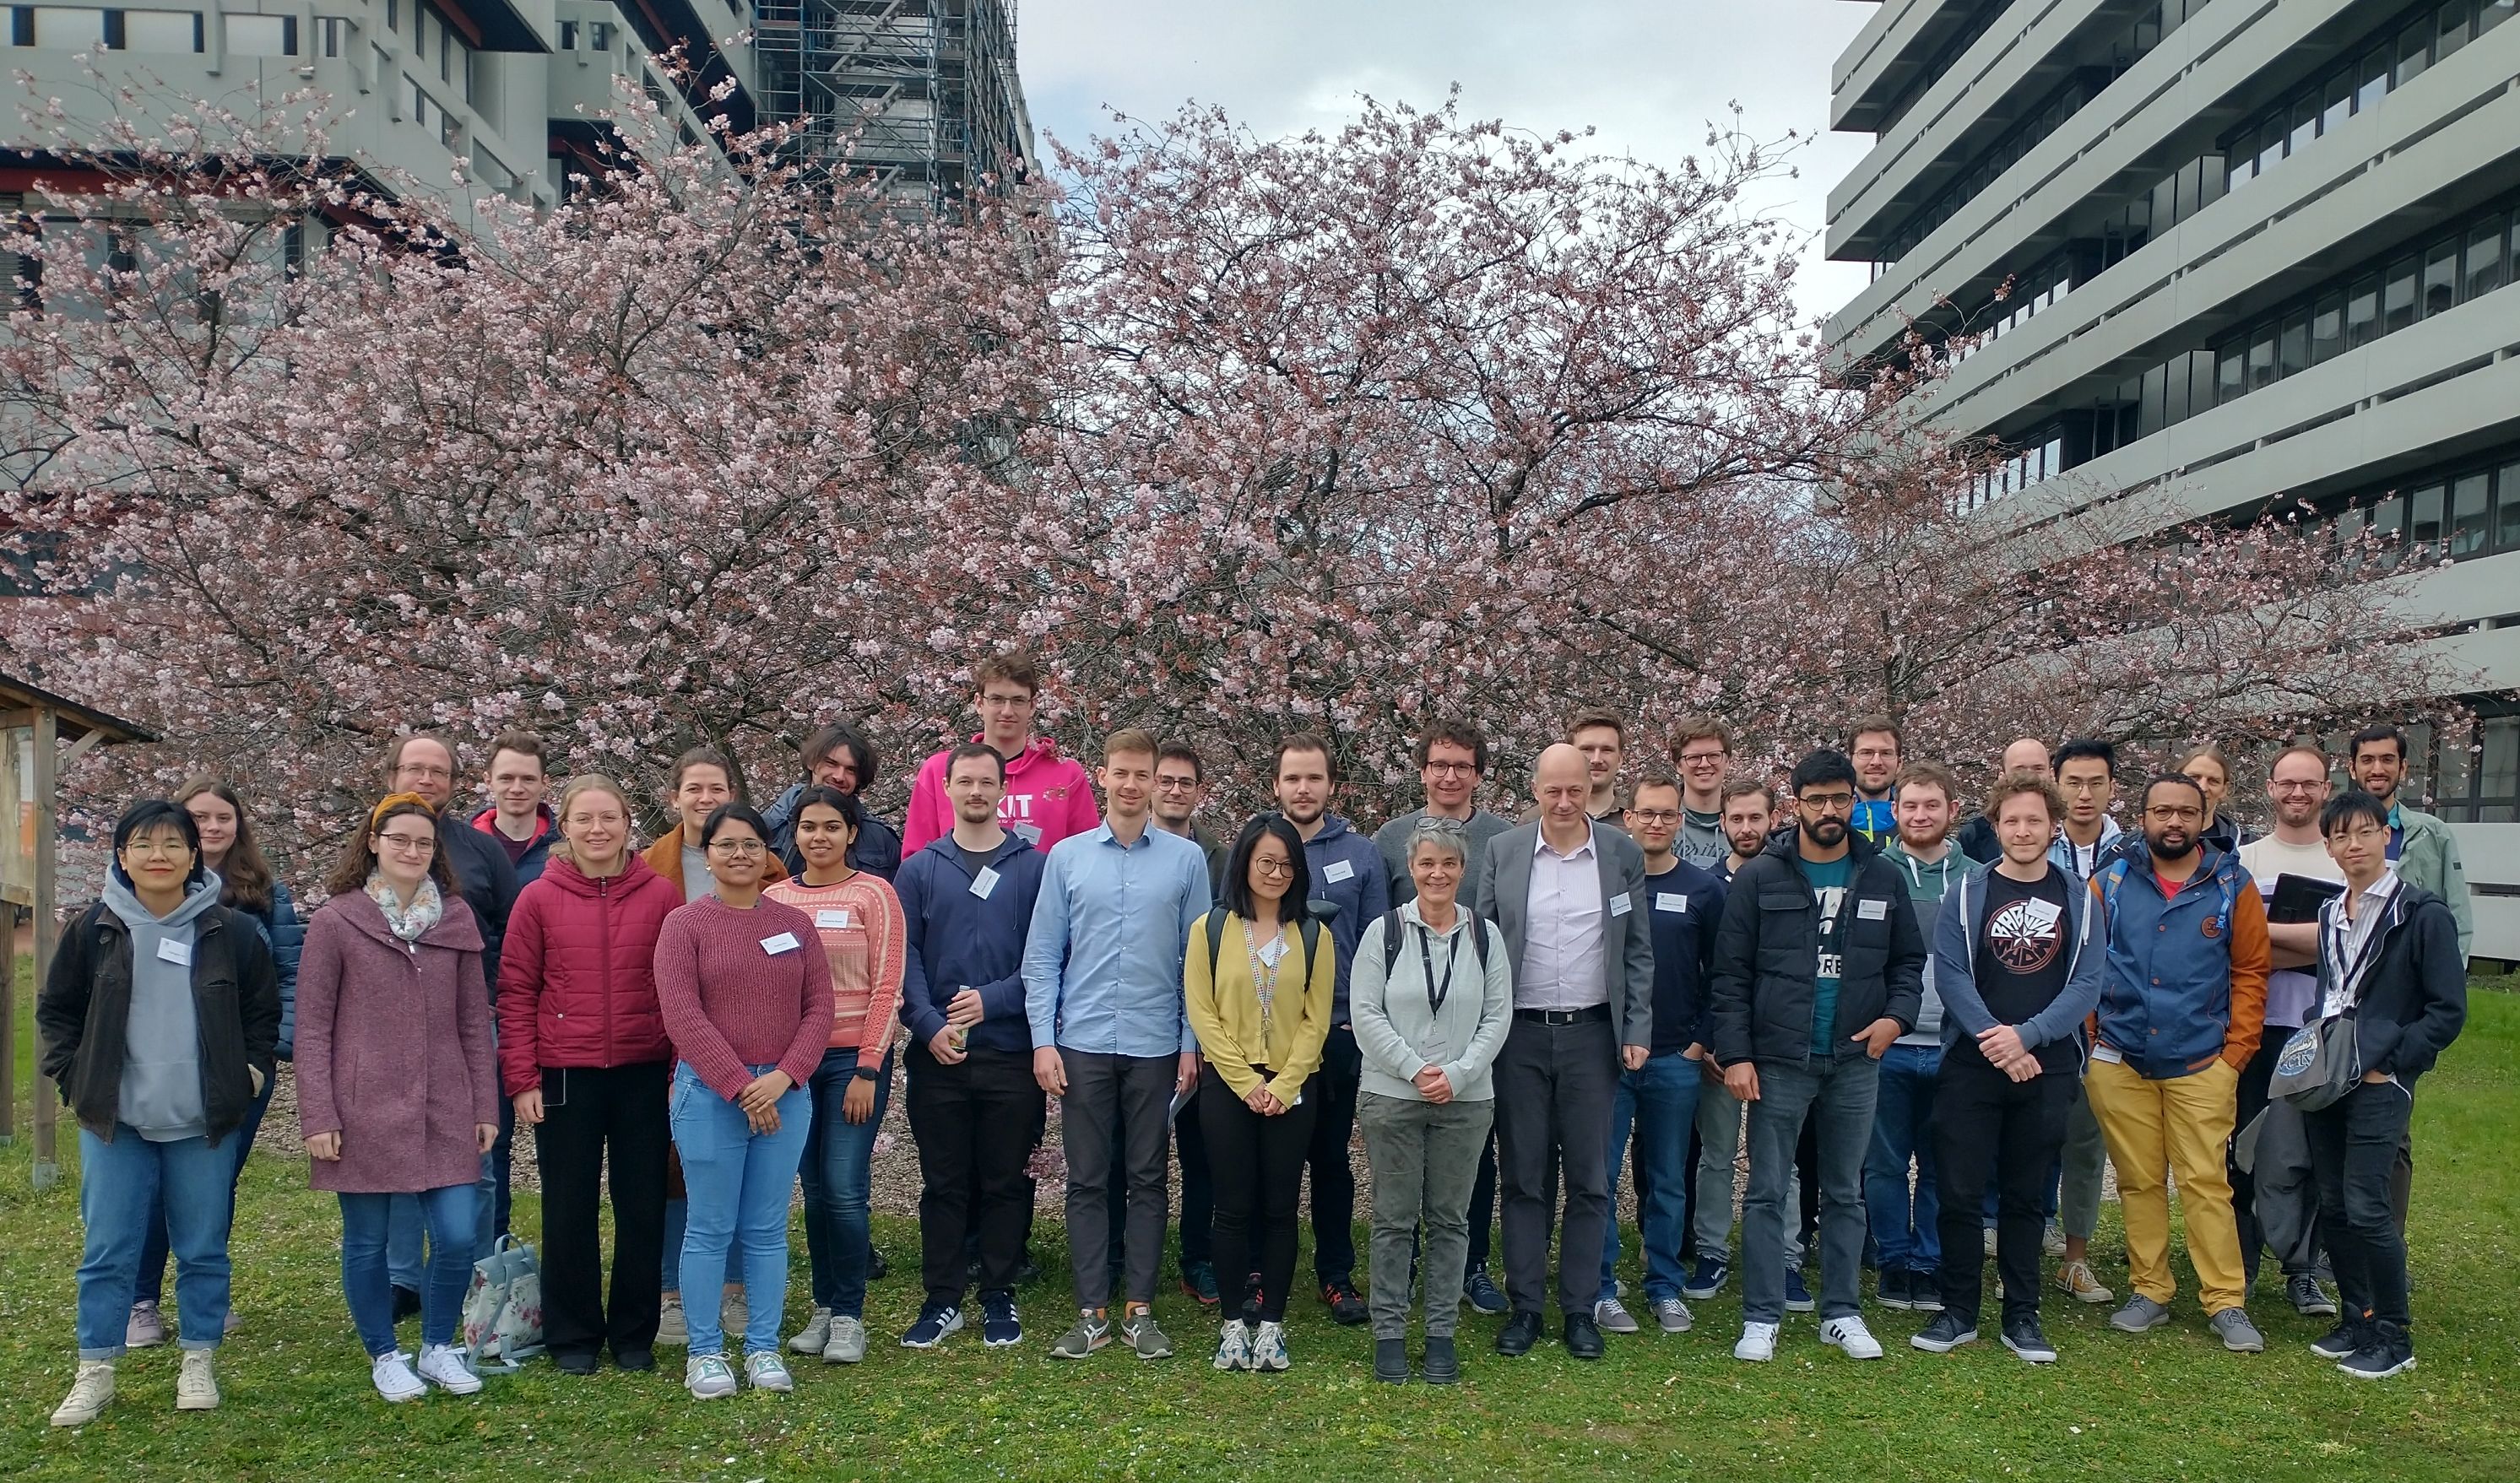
[1463,1264,1509,1316]
[981,1291,1022,1348]
[900,1301,962,1350]
[1683,1257,1728,1302]
[1785,1269,1816,1314]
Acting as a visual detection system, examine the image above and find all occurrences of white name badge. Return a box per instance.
[971,866,1001,900]
[1856,898,1889,921]
[1608,892,1633,917]
[816,908,853,931]
[1011,823,1043,845]
[1654,892,1687,914]
[2090,1042,2125,1064]
[2020,897,2064,935]
[157,937,193,966]
[1323,858,1355,884]
[761,932,802,955]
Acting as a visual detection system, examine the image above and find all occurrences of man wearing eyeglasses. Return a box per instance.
[1669,717,1734,872]
[2236,746,2344,1318]
[2083,773,2270,1354]
[1707,750,1923,1364]
[1150,741,1224,1310]
[902,651,1102,858]
[2044,737,2124,1305]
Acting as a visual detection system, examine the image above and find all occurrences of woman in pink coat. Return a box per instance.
[295,793,498,1404]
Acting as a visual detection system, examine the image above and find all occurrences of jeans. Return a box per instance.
[136,1069,274,1307]
[1198,1065,1317,1323]
[1361,1092,1493,1340]
[1303,1026,1364,1285]
[1864,1042,1942,1275]
[533,1061,670,1360]
[907,1043,1043,1302]
[670,1061,813,1356]
[2306,1077,2417,1328]
[1493,1015,1618,1316]
[341,1183,476,1356]
[75,1125,236,1358]
[1933,1053,2071,1327]
[1599,1052,1701,1305]
[2086,1055,2246,1313]
[1057,1049,1175,1310]
[1742,1053,1880,1325]
[799,1048,893,1319]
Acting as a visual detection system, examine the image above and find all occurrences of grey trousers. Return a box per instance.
[1493,1015,1618,1316]
[2059,1072,2106,1242]
[1694,1074,1804,1267]
[1059,1049,1174,1310]
[1360,1092,1493,1340]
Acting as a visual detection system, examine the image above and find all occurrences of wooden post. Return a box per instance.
[30,706,57,1190]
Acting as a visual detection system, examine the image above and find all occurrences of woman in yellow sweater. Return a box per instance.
[1184,815,1336,1375]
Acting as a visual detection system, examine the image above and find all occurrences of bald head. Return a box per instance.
[1534,743,1591,836]
[2000,737,2052,781]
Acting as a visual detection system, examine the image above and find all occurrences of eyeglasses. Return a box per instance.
[977,692,1034,710]
[393,765,453,782]
[2143,805,2203,823]
[1627,809,1683,825]
[2270,780,2329,794]
[1797,793,1856,814]
[1677,750,1727,766]
[2327,825,2389,845]
[1250,858,1297,877]
[2060,778,2111,793]
[707,839,767,857]
[124,837,194,858]
[376,832,437,854]
[1154,777,1200,791]
[1423,761,1479,777]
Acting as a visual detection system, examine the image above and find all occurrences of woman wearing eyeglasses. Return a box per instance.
[295,794,498,1403]
[1184,815,1336,1374]
[654,802,835,1399]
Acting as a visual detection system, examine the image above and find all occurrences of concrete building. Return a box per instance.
[1825,0,2520,959]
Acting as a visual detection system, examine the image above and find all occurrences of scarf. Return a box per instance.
[366,871,445,944]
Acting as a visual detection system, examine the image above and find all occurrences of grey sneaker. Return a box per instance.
[2209,1307,2265,1353]
[2287,1273,2339,1318]
[126,1301,168,1350]
[1049,1309,1112,1360]
[745,1351,795,1392]
[821,1315,869,1364]
[1650,1296,1694,1333]
[1122,1308,1173,1360]
[1592,1297,1639,1334]
[684,1353,737,1399]
[2110,1295,2171,1333]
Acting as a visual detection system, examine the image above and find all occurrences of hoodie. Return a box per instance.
[893,831,1048,1058]
[1300,813,1391,1024]
[103,869,229,1141]
[1884,840,1963,1046]
[474,803,556,886]
[1678,808,1728,872]
[901,734,1101,858]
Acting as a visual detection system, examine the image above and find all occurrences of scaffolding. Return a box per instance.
[752,0,1036,214]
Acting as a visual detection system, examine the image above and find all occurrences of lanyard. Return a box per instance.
[1244,923,1282,1039]
[1417,923,1464,1015]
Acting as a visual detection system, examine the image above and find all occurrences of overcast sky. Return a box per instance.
[1017,0,1878,322]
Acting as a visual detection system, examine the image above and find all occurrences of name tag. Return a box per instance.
[1654,892,1687,914]
[1608,892,1633,917]
[815,908,853,931]
[971,866,1001,900]
[1856,898,1889,921]
[1324,858,1355,884]
[156,937,193,966]
[761,932,802,956]
[2019,897,2063,934]
[2090,1043,2124,1064]
[1011,822,1043,845]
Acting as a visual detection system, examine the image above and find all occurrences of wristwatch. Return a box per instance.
[851,1065,881,1084]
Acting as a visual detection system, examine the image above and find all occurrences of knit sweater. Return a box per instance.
[763,873,908,1064]
[653,895,836,1100]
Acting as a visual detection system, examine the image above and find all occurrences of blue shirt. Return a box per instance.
[1798,852,1855,1056]
[1022,820,1211,1056]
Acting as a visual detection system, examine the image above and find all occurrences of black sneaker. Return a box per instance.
[2338,1320,2415,1380]
[1321,1279,1368,1327]
[2001,1313,2057,1364]
[1905,1268,1944,1313]
[1463,1265,1509,1316]
[2310,1318,2371,1361]
[1683,1257,1729,1302]
[1495,1310,1545,1356]
[1877,1269,1913,1310]
[980,1291,1022,1348]
[868,1248,889,1282]
[1784,1268,1816,1314]
[1373,1337,1411,1383]
[1421,1334,1460,1385]
[1910,1311,1978,1353]
[1180,1261,1220,1308]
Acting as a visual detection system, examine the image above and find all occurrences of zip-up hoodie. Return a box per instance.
[1678,808,1728,872]
[1884,841,1963,1045]
[102,869,228,1141]
[894,831,1049,1058]
[1931,860,2105,1071]
[2089,844,2271,1079]
[473,803,556,886]
[901,734,1101,858]
[1300,813,1391,1024]
[2049,816,2128,879]
[2387,800,2475,957]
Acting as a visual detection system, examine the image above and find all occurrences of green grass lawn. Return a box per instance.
[4,968,2517,1480]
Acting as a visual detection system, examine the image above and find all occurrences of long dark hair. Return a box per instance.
[175,776,276,914]
[327,794,462,897]
[1220,814,1311,925]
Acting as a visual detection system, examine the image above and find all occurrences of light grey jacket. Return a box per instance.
[1473,820,1656,1049]
[1352,902,1514,1102]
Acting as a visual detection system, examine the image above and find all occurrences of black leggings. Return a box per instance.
[1198,1066,1317,1323]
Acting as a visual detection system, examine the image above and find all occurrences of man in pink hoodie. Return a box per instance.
[902,651,1103,857]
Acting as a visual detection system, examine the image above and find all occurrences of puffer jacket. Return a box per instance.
[496,853,683,1096]
[259,879,307,1058]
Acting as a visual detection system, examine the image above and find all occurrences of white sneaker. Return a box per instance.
[1213,1320,1251,1371]
[821,1315,869,1364]
[1820,1315,1884,1360]
[719,1289,748,1340]
[789,1306,832,1355]
[371,1350,426,1404]
[2043,1220,2067,1258]
[1733,1321,1779,1362]
[1251,1320,1289,1372]
[656,1292,688,1346]
[175,1348,220,1410]
[415,1344,482,1396]
[51,1360,116,1426]
[685,1353,737,1399]
[745,1351,795,1393]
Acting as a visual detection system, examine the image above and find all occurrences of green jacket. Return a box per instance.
[2392,804,2474,958]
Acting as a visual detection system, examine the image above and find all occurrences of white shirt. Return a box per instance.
[1519,825,1607,1009]
[2321,869,2400,1020]
[2240,833,2345,1031]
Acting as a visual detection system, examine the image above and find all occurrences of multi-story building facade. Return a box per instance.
[1826,0,2520,959]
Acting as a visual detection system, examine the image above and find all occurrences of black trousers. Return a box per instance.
[907,1043,1043,1302]
[2231,1036,2315,1282]
[1932,1054,2072,1327]
[532,1061,670,1359]
[1303,1026,1364,1284]
[1493,1015,1617,1316]
[1059,1050,1175,1310]
[1177,1091,1214,1269]
[1199,1066,1317,1323]
[2307,1079,2417,1328]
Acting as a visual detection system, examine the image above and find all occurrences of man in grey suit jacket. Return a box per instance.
[1473,744,1655,1360]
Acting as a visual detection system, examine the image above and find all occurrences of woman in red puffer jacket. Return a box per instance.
[496,774,684,1374]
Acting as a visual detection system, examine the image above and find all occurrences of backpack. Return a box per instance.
[1205,909,1324,987]
[1379,906,1491,978]
[460,1234,545,1374]
[2095,854,2241,939]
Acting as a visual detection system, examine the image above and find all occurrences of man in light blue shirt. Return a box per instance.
[1022,728,1208,1361]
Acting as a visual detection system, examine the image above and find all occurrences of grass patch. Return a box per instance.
[3,968,2517,1480]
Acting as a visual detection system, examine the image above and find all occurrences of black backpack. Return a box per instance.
[1379,907,1489,977]
[1204,910,1325,986]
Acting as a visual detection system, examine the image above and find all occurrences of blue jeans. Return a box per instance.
[1742,1054,1880,1324]
[799,1047,893,1318]
[341,1183,476,1356]
[136,1070,274,1306]
[1599,1053,1701,1305]
[75,1125,236,1357]
[670,1061,812,1357]
[1864,1042,1942,1274]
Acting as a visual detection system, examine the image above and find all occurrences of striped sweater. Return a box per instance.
[764,873,908,1065]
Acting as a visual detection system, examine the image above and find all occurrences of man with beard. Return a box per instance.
[1957,739,2053,865]
[1845,719,1902,847]
[765,723,905,882]
[2084,775,2270,1354]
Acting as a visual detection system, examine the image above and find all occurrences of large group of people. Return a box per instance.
[35,648,2475,1421]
